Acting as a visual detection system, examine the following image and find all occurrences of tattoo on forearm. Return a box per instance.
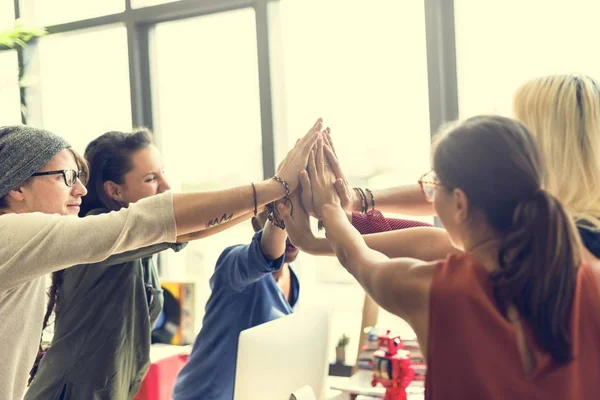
[207,213,234,228]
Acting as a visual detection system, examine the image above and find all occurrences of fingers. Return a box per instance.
[307,148,317,183]
[299,170,315,217]
[277,202,291,218]
[325,130,337,156]
[310,118,323,134]
[302,127,321,155]
[324,145,345,181]
[299,118,323,149]
[316,134,325,178]
[335,178,351,206]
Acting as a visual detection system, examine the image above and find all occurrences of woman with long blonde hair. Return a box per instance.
[514,75,600,252]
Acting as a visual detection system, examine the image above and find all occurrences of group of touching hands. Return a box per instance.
[274,118,356,249]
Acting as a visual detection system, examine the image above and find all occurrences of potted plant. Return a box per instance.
[0,19,47,123]
[335,334,350,364]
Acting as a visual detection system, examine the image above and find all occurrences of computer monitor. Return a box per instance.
[233,309,331,400]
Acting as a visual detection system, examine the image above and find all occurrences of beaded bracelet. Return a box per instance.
[365,188,375,211]
[265,176,292,230]
[251,182,258,216]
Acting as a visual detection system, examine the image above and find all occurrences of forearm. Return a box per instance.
[321,205,389,274]
[173,179,284,236]
[353,184,435,216]
[176,211,255,242]
[291,235,336,256]
[260,221,287,260]
[351,210,432,234]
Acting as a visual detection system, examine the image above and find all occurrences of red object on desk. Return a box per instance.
[133,354,189,400]
[372,330,414,400]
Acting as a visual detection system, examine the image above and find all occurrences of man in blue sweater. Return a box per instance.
[172,209,300,400]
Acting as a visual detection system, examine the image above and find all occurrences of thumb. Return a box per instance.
[335,178,349,200]
[278,202,291,218]
[300,171,314,208]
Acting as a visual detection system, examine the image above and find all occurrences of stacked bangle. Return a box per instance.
[265,176,291,230]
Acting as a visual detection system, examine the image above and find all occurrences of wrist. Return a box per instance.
[319,204,344,223]
[297,231,317,252]
[346,210,353,223]
[351,191,363,212]
[255,179,286,204]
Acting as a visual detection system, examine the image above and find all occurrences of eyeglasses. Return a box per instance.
[418,170,439,203]
[31,169,87,187]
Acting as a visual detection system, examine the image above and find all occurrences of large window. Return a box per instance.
[6,0,441,368]
[454,0,600,118]
[152,9,264,331]
[22,0,124,27]
[0,1,20,125]
[275,0,431,363]
[0,0,14,31]
[36,25,132,154]
[131,0,180,8]
[0,50,21,125]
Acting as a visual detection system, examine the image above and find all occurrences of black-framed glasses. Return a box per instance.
[418,170,439,203]
[31,169,87,187]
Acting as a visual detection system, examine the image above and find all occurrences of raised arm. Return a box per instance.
[281,180,457,261]
[0,119,322,290]
[173,119,322,235]
[358,185,435,216]
[216,218,287,292]
[299,137,436,324]
[323,131,435,217]
[175,210,255,242]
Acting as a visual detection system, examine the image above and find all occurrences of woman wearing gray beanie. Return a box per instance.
[0,120,322,400]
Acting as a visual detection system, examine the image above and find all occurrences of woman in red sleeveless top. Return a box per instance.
[281,115,600,399]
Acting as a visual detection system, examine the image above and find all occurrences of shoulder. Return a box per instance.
[577,224,600,258]
[84,207,110,217]
[0,211,63,235]
[430,253,486,290]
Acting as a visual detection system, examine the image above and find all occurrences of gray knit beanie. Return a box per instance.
[0,125,70,198]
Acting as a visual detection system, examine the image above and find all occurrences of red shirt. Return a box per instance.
[426,254,600,399]
[351,210,432,234]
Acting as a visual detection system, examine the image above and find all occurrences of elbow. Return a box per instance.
[336,247,350,270]
[263,249,284,261]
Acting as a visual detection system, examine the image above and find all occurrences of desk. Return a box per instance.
[136,345,424,400]
[327,376,424,400]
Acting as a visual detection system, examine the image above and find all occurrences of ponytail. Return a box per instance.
[490,190,581,364]
[28,270,64,385]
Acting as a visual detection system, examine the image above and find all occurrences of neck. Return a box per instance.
[460,219,502,273]
[0,204,24,214]
[272,262,289,281]
[465,236,502,273]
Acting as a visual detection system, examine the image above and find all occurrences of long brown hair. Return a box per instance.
[433,115,581,364]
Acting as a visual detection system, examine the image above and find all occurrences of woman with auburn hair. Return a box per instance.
[290,74,600,261]
[282,116,600,399]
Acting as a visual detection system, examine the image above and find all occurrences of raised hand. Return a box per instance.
[276,118,323,192]
[299,170,317,218]
[307,135,341,217]
[322,130,358,211]
[277,186,314,251]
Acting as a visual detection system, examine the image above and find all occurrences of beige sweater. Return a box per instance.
[0,193,177,400]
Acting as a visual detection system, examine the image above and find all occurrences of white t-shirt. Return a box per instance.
[0,193,177,400]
